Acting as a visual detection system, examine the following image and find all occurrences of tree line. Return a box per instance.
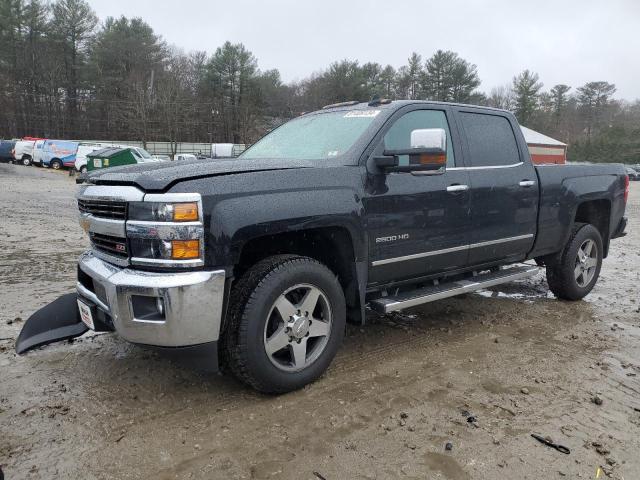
[1,0,638,162]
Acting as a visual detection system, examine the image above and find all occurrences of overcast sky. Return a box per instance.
[89,0,640,99]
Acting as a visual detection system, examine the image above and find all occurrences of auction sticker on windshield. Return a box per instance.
[77,299,95,330]
[344,110,380,118]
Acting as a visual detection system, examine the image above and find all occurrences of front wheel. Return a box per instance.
[546,223,603,300]
[22,156,32,166]
[224,255,346,393]
[79,165,87,174]
[50,159,62,170]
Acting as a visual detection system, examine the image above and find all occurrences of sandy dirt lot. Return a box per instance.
[0,163,639,480]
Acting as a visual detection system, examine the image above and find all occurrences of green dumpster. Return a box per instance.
[86,147,138,171]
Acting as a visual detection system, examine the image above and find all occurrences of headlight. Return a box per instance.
[128,202,199,222]
[129,238,201,261]
[126,194,204,268]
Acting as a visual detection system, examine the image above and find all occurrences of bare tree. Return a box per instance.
[487,85,514,110]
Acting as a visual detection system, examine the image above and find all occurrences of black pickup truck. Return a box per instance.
[17,100,629,393]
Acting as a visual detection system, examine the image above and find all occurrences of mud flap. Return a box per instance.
[15,293,88,354]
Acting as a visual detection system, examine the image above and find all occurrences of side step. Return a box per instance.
[369,265,539,314]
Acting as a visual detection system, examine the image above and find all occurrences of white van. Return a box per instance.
[75,144,108,173]
[12,139,36,165]
[31,139,46,166]
[130,146,163,163]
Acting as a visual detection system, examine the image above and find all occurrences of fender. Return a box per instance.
[172,166,369,322]
[530,169,623,258]
[216,190,365,264]
[172,166,367,266]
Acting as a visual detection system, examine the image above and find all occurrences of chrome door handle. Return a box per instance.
[447,184,469,192]
[519,180,535,187]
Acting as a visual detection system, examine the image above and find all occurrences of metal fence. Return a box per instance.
[73,141,245,158]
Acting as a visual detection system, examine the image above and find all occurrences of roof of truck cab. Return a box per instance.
[318,99,510,114]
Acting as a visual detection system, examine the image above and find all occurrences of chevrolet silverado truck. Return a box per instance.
[17,100,629,393]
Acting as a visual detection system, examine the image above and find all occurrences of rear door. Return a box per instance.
[33,140,45,164]
[364,105,472,285]
[454,108,539,265]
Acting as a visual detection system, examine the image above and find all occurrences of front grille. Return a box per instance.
[90,232,128,258]
[78,199,127,220]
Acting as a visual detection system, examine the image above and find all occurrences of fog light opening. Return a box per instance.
[131,295,166,323]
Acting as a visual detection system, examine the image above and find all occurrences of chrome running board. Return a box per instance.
[370,265,539,314]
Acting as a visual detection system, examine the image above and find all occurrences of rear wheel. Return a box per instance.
[22,156,32,166]
[79,165,87,174]
[224,255,346,393]
[50,159,62,170]
[546,223,603,300]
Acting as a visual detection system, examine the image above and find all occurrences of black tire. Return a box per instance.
[224,255,346,393]
[22,156,31,166]
[546,223,603,301]
[79,165,87,174]
[50,159,62,170]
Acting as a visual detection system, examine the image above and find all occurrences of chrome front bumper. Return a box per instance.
[77,251,226,347]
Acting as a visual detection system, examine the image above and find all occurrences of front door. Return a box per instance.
[363,106,472,286]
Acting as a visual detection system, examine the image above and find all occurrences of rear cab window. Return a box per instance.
[459,112,520,167]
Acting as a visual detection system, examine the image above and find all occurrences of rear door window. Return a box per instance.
[459,112,520,167]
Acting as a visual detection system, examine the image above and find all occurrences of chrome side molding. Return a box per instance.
[372,234,534,266]
[448,162,524,171]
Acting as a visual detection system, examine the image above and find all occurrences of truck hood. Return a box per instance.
[84,157,314,191]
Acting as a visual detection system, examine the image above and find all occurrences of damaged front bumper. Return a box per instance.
[76,251,226,347]
[17,251,227,366]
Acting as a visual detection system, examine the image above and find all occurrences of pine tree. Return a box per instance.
[550,84,571,127]
[51,0,97,134]
[512,70,543,125]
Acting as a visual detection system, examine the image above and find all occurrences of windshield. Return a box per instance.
[137,148,153,159]
[241,110,380,160]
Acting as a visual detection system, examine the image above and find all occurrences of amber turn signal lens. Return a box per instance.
[171,240,200,259]
[418,153,446,165]
[173,202,199,221]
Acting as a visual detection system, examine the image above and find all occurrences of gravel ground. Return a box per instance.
[0,163,639,480]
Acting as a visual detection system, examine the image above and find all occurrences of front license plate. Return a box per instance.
[77,299,95,330]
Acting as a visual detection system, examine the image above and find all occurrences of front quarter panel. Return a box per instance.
[169,166,366,268]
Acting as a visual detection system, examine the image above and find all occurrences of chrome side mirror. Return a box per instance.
[376,128,447,173]
[410,128,446,151]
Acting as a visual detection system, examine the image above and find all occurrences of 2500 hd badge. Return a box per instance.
[376,233,410,243]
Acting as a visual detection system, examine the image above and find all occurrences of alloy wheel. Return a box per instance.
[574,239,598,287]
[263,283,332,372]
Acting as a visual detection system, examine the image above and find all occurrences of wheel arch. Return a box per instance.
[233,226,367,324]
[573,199,611,257]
